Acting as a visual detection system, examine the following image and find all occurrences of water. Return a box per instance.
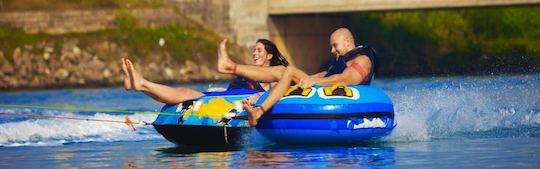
[0,75,539,168]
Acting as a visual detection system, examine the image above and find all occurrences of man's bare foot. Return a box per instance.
[217,39,235,74]
[242,99,263,127]
[125,59,147,91]
[121,58,132,91]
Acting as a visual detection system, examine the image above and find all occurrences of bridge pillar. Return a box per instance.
[171,1,356,72]
[228,0,270,47]
[171,0,269,47]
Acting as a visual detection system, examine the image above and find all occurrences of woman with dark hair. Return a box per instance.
[121,39,288,104]
[255,39,289,67]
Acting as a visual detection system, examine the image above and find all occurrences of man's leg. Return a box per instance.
[243,66,308,126]
[124,58,204,104]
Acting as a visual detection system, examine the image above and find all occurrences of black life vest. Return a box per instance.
[227,76,266,92]
[324,45,377,85]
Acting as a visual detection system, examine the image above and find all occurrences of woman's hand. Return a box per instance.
[206,87,227,92]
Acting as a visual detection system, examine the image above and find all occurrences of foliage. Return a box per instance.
[113,10,219,62]
[0,27,45,62]
[354,6,540,76]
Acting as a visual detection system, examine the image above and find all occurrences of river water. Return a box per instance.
[0,74,539,168]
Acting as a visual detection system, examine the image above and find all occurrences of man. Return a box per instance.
[217,28,375,126]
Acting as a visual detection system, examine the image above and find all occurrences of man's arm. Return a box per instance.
[310,71,327,78]
[299,55,371,88]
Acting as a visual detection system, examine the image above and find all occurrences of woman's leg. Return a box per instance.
[121,58,132,90]
[217,39,287,83]
[124,58,204,104]
[235,65,287,82]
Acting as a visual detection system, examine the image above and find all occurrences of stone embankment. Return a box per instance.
[0,7,246,90]
[0,40,228,90]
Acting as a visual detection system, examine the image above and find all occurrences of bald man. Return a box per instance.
[217,28,376,127]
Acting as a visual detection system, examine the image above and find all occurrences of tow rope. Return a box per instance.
[0,104,177,116]
[0,104,174,131]
[0,112,146,131]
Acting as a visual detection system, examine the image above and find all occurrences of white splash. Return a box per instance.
[0,112,162,147]
[378,74,540,142]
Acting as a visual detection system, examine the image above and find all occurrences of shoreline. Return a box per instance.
[0,79,233,93]
[2,72,538,93]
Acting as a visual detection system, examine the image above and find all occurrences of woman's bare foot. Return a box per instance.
[125,59,147,91]
[242,99,263,127]
[217,39,235,74]
[121,58,132,91]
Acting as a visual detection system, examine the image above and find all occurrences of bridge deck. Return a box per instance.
[269,0,540,15]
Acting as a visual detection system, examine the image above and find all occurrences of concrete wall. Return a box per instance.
[0,8,193,34]
[169,0,231,39]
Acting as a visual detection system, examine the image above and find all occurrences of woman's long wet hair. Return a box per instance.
[256,39,289,67]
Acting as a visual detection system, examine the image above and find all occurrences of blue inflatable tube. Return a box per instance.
[152,85,396,145]
[254,84,396,144]
[152,89,257,146]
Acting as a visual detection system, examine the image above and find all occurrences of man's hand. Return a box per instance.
[299,76,321,89]
[309,71,326,78]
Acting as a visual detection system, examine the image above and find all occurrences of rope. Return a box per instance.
[0,112,149,131]
[0,104,178,116]
[223,125,229,145]
[0,103,178,131]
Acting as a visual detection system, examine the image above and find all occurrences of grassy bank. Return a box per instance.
[0,12,221,64]
[354,6,540,76]
[0,4,248,89]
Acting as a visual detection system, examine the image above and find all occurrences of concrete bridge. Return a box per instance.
[172,0,540,73]
[268,0,540,14]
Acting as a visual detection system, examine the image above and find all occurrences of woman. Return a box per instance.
[121,39,289,104]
